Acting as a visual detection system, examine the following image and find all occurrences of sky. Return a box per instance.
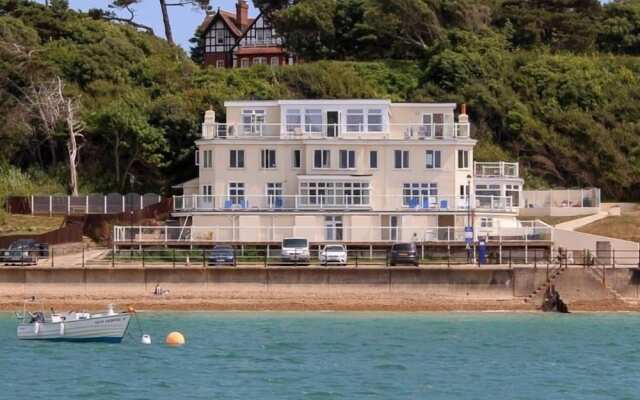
[35,0,259,49]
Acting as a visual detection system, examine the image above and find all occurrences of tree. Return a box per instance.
[110,0,210,45]
[598,0,640,54]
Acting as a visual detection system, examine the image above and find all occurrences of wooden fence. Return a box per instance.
[0,221,84,249]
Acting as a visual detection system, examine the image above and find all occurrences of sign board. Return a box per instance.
[464,226,473,244]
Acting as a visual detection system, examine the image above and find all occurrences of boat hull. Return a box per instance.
[17,314,131,342]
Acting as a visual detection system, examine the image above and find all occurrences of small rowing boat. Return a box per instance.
[16,304,131,342]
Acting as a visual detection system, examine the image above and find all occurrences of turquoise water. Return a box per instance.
[1,312,639,399]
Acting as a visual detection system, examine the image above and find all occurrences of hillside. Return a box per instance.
[1,0,640,200]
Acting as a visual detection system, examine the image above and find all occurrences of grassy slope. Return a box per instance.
[577,205,640,242]
[0,214,64,235]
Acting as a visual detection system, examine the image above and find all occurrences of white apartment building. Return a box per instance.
[170,99,534,244]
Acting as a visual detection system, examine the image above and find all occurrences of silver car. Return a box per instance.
[280,237,310,264]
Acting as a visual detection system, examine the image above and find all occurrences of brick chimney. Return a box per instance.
[236,0,249,30]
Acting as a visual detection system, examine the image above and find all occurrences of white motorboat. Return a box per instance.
[16,304,131,342]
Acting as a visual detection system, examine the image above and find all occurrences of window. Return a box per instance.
[346,109,364,132]
[261,149,276,169]
[228,182,245,206]
[215,60,225,68]
[195,150,200,166]
[325,216,343,241]
[201,185,213,196]
[305,109,322,133]
[299,181,370,208]
[292,149,302,169]
[240,58,250,68]
[457,150,469,169]
[369,151,378,169]
[266,182,283,208]
[421,113,445,138]
[475,184,501,197]
[229,150,245,168]
[480,217,493,228]
[286,109,302,133]
[402,183,438,206]
[394,150,409,169]
[425,150,441,169]
[339,150,356,169]
[506,184,520,207]
[203,150,213,168]
[313,149,331,169]
[270,57,279,66]
[242,109,265,135]
[253,57,267,65]
[367,109,383,132]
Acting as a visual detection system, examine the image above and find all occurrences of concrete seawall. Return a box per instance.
[1,267,638,301]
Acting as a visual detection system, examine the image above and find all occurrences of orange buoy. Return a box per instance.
[127,306,136,313]
[165,331,185,346]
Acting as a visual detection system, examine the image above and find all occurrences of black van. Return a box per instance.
[389,242,419,266]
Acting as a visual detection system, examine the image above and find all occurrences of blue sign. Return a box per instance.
[478,240,487,265]
[464,226,473,244]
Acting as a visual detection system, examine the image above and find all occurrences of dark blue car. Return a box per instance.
[207,245,236,266]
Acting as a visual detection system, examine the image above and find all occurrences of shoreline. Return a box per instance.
[1,294,637,313]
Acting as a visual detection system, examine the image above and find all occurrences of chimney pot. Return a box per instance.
[460,103,467,115]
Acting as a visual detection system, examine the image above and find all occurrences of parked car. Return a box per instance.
[207,245,236,266]
[2,239,48,265]
[319,244,347,265]
[389,242,419,266]
[280,237,310,265]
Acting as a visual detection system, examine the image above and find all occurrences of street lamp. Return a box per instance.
[466,174,472,229]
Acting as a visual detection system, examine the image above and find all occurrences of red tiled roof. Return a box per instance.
[236,47,285,55]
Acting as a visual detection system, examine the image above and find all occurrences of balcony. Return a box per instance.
[173,194,516,213]
[201,123,471,140]
[474,162,519,179]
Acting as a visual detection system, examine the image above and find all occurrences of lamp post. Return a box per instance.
[465,174,474,264]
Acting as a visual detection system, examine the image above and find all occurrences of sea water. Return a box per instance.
[1,312,639,399]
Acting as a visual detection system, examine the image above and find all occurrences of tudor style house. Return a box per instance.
[199,0,295,68]
[168,99,543,244]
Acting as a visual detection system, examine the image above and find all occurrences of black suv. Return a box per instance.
[2,239,48,265]
[389,242,419,266]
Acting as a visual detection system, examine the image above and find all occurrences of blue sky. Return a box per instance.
[35,0,259,49]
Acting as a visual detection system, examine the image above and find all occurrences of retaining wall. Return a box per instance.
[1,267,637,301]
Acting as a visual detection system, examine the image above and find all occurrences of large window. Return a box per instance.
[339,150,356,169]
[228,182,245,206]
[421,113,445,138]
[346,109,364,132]
[325,216,343,241]
[475,184,501,197]
[367,109,383,132]
[260,149,276,169]
[480,217,494,228]
[229,149,245,168]
[286,109,302,133]
[394,150,409,169]
[241,109,265,135]
[457,150,469,169]
[305,109,322,133]
[203,150,213,169]
[425,150,441,169]
[313,149,331,169]
[292,149,302,169]
[266,182,283,208]
[299,181,370,208]
[369,150,378,169]
[506,184,520,207]
[403,183,438,207]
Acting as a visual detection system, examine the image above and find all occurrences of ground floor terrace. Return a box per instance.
[115,213,551,245]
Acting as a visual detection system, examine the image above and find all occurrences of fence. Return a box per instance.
[522,188,601,209]
[112,224,554,245]
[0,222,84,249]
[6,193,163,215]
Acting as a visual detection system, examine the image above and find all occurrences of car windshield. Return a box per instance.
[392,243,415,251]
[213,247,233,254]
[10,240,34,249]
[283,239,308,248]
[324,246,344,252]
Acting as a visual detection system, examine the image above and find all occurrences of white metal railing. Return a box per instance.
[474,162,519,178]
[172,195,516,212]
[522,188,601,209]
[113,224,553,244]
[201,123,471,140]
[28,193,162,215]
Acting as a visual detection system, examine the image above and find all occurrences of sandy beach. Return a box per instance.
[1,291,638,313]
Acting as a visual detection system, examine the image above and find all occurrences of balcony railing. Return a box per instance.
[173,195,516,212]
[113,224,553,244]
[201,123,471,140]
[474,162,519,178]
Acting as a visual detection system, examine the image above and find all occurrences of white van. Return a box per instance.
[280,237,310,264]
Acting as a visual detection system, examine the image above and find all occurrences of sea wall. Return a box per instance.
[1,267,638,301]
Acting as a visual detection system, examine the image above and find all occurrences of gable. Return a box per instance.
[235,13,283,49]
[203,12,241,54]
